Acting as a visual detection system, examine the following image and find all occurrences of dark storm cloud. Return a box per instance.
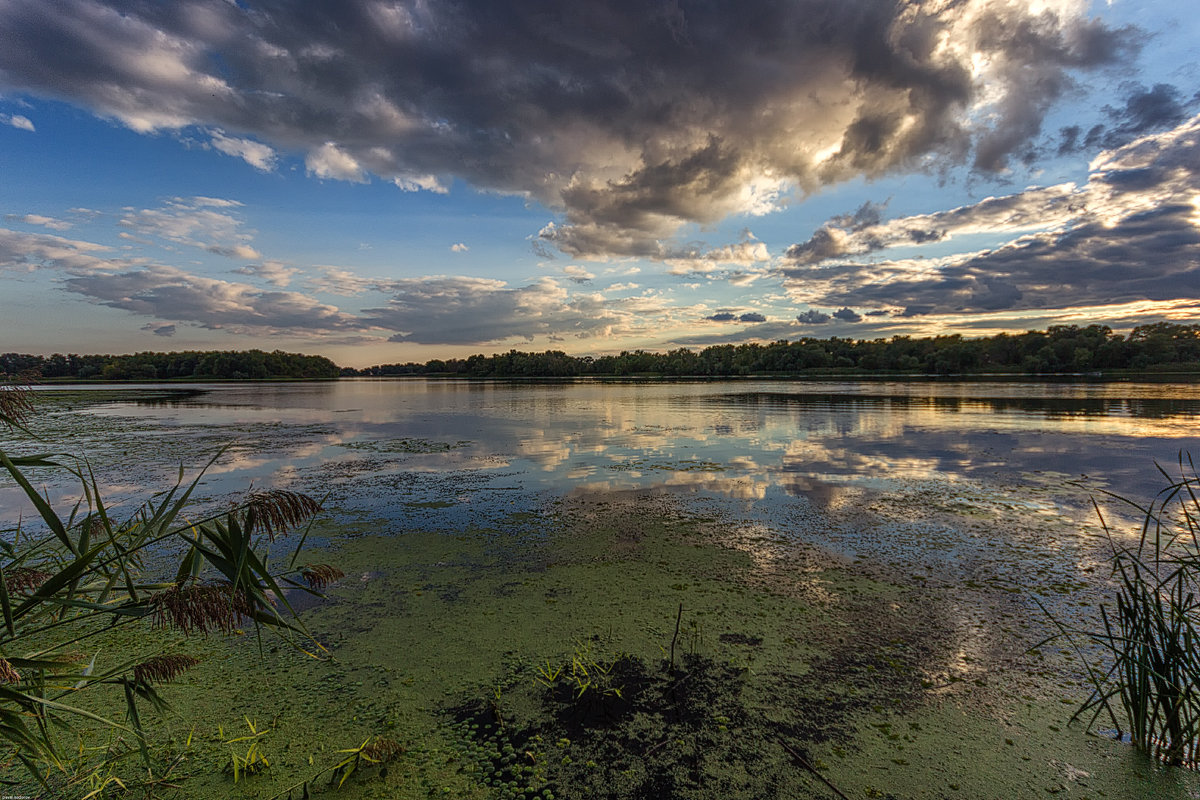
[705,310,766,322]
[796,310,831,324]
[1100,83,1192,148]
[967,7,1137,172]
[0,0,1139,259]
[779,116,1200,316]
[1058,83,1193,154]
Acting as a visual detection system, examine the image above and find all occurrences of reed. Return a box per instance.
[1050,454,1200,767]
[0,384,341,789]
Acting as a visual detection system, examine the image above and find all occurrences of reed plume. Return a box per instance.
[133,655,201,686]
[4,567,50,595]
[0,383,34,427]
[150,582,253,635]
[244,490,323,540]
[0,658,20,685]
[301,564,345,590]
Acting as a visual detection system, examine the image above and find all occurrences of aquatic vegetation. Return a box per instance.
[339,437,471,454]
[266,734,404,798]
[224,717,271,782]
[1049,455,1200,766]
[0,382,340,792]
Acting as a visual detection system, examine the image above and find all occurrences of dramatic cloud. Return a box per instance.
[779,114,1200,317]
[119,197,262,259]
[1058,83,1195,155]
[0,0,1138,259]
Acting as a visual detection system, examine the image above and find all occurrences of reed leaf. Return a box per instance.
[1056,454,1200,767]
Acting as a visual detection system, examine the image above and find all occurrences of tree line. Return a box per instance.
[1,349,342,380]
[6,323,1200,381]
[349,323,1200,378]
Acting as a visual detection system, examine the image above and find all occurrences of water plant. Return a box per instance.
[225,717,271,782]
[533,638,631,725]
[1048,454,1200,766]
[0,382,341,791]
[266,734,403,798]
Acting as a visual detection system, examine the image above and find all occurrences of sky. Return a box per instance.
[1,0,1199,368]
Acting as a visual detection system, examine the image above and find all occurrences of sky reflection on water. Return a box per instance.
[6,379,1200,526]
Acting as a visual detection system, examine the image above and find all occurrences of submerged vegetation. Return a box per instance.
[0,383,344,794]
[1053,456,1200,767]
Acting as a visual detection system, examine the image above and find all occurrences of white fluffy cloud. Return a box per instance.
[234,260,300,287]
[0,227,115,273]
[118,197,262,259]
[305,142,367,183]
[209,129,277,171]
[1,113,34,132]
[4,214,72,231]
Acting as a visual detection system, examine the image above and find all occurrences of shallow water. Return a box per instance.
[9,380,1200,798]
[8,378,1200,525]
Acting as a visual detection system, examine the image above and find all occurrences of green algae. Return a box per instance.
[339,439,472,455]
[10,487,1200,799]
[10,388,1200,799]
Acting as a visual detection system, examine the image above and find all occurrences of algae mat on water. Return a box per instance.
[115,491,1200,800]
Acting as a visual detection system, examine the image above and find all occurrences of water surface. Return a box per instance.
[7,378,1200,526]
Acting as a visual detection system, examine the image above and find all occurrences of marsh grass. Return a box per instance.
[1048,454,1200,767]
[0,380,341,792]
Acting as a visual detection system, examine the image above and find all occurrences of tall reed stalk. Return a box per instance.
[1053,455,1200,767]
[0,382,342,791]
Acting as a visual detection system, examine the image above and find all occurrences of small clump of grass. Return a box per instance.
[1048,453,1200,767]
